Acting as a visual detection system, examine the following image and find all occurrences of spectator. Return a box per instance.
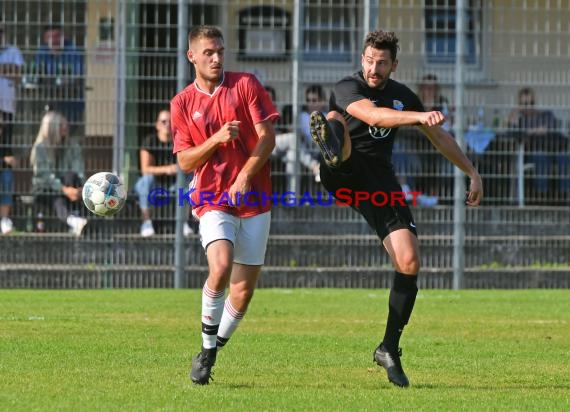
[133,109,194,237]
[507,87,569,197]
[264,85,293,133]
[29,111,87,236]
[0,20,24,234]
[417,74,452,130]
[264,85,277,104]
[272,84,325,187]
[393,74,452,205]
[33,24,84,135]
[298,84,327,179]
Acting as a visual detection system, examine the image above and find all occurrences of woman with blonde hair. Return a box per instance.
[30,111,87,236]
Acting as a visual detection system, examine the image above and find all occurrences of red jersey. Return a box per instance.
[171,72,279,218]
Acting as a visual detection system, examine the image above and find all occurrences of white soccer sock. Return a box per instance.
[217,298,245,349]
[201,283,225,349]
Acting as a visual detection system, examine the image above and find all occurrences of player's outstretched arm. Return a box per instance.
[347,99,445,128]
[466,173,483,206]
[420,124,483,206]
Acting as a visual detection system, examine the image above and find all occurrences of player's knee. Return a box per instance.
[326,111,347,127]
[396,254,420,275]
[208,261,232,282]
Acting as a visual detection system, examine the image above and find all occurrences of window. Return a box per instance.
[303,0,358,63]
[189,3,217,26]
[425,0,483,65]
[238,6,290,60]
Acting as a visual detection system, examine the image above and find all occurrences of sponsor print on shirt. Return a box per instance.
[368,99,405,140]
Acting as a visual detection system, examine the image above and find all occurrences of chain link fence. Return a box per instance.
[1,0,569,287]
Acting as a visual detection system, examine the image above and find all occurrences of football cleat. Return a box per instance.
[373,345,410,388]
[190,347,217,385]
[309,111,343,169]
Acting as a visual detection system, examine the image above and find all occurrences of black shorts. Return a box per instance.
[319,151,417,241]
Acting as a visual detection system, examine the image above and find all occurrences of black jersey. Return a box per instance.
[330,71,424,167]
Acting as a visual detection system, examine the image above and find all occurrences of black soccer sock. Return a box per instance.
[328,119,345,148]
[216,336,229,348]
[381,272,418,353]
[327,118,353,173]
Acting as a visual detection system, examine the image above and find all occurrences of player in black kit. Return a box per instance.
[310,30,483,387]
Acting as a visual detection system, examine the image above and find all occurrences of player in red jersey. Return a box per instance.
[171,25,279,385]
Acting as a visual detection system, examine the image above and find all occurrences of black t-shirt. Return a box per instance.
[140,133,176,187]
[330,71,424,167]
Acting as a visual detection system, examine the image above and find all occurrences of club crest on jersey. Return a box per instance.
[393,100,404,111]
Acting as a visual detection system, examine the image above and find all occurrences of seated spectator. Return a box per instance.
[298,84,327,180]
[29,111,87,236]
[272,84,325,188]
[394,128,439,207]
[33,24,84,136]
[134,109,194,237]
[264,85,292,133]
[0,112,16,234]
[264,85,277,105]
[419,74,454,200]
[393,74,453,204]
[507,87,569,197]
[418,73,452,130]
[0,20,24,234]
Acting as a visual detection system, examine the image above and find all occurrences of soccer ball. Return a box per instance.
[82,172,127,216]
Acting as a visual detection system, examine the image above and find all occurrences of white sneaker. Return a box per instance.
[314,170,321,183]
[313,162,321,183]
[140,220,155,237]
[183,222,194,236]
[67,215,88,237]
[1,217,14,234]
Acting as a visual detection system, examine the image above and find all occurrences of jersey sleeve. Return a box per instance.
[245,74,280,124]
[405,86,425,112]
[170,94,194,153]
[331,77,367,112]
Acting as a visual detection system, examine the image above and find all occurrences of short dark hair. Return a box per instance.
[518,87,535,106]
[188,25,224,45]
[156,107,170,118]
[362,30,399,60]
[421,73,438,83]
[305,84,326,101]
[43,24,63,33]
[519,87,534,98]
[264,85,277,102]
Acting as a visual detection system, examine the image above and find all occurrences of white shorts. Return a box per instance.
[199,210,271,265]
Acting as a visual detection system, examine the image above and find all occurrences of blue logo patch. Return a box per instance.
[393,100,404,111]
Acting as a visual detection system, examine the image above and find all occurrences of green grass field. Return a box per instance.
[1,289,569,411]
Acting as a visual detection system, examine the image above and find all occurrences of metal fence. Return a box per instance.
[0,0,569,288]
